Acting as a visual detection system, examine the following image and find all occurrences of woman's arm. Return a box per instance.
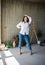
[16,22,21,29]
[27,16,32,24]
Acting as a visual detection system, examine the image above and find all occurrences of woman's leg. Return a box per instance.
[24,35,32,55]
[18,34,23,54]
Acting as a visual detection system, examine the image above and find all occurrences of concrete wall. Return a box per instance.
[1,0,45,42]
[0,0,1,44]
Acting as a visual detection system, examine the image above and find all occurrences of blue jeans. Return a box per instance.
[18,34,32,50]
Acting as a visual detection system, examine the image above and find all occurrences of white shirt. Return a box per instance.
[16,16,32,35]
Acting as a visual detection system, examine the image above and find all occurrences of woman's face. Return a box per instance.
[24,16,28,23]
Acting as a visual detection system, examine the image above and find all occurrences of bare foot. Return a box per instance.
[18,52,22,55]
[30,51,32,55]
[18,49,22,55]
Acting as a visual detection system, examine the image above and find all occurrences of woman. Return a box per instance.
[16,15,32,55]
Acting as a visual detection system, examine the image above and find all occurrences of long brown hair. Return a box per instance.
[22,16,29,22]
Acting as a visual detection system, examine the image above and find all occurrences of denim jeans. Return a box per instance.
[18,34,32,50]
